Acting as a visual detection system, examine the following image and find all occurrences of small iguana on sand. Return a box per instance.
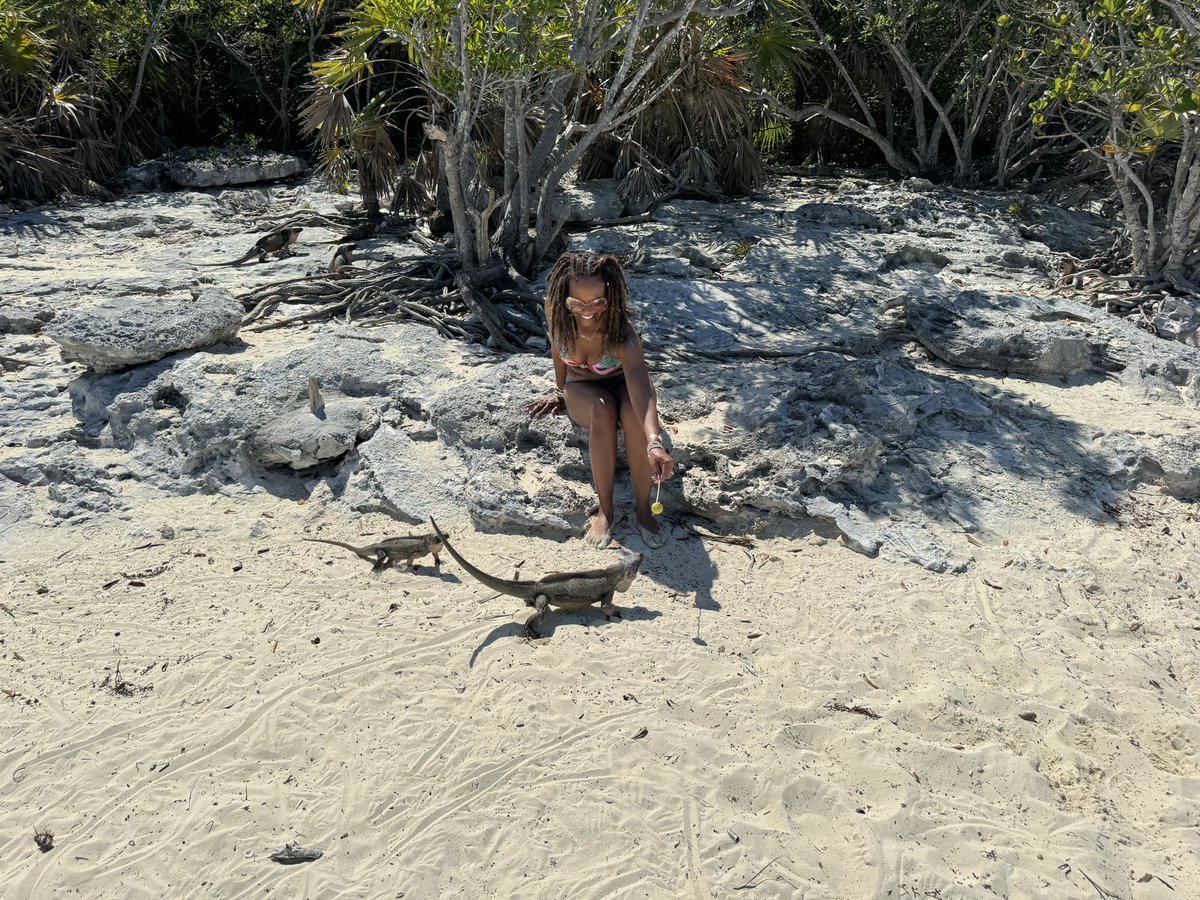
[430,517,643,638]
[328,242,356,274]
[200,226,302,266]
[303,532,443,571]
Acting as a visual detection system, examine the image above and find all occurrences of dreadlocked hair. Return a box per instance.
[545,251,630,356]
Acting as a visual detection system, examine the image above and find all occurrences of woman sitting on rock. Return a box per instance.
[527,250,675,549]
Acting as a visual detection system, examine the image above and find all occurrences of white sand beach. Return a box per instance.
[2,176,1198,898]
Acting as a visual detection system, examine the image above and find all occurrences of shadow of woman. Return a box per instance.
[629,522,722,645]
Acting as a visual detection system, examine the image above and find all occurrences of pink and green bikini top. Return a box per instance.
[557,340,623,376]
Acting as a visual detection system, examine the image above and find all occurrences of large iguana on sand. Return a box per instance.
[430,518,643,638]
[200,226,302,266]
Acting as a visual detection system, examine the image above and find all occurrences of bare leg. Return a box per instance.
[615,383,662,538]
[565,380,620,548]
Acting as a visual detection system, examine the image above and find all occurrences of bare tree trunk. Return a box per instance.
[762,95,917,176]
[1164,118,1200,276]
[427,123,479,269]
[1105,150,1151,275]
[114,0,177,146]
[278,24,294,151]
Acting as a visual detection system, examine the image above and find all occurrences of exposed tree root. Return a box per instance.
[1052,252,1198,337]
[235,253,547,350]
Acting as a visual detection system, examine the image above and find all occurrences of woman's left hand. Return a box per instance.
[649,447,675,482]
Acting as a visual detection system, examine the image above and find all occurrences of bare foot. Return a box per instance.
[584,512,613,549]
[635,511,667,549]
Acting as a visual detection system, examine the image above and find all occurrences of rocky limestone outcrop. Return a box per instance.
[44,288,243,373]
[169,149,308,188]
[907,290,1119,376]
[5,171,1200,568]
[248,390,381,469]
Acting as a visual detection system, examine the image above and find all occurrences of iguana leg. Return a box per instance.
[525,595,549,639]
[599,590,620,620]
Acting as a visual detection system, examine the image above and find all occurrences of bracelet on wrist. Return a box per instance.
[646,441,665,454]
[554,386,565,398]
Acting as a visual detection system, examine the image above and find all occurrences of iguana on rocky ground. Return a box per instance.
[328,242,356,274]
[429,517,643,638]
[303,532,443,571]
[200,226,302,266]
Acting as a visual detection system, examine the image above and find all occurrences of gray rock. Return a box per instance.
[248,393,380,469]
[801,496,882,555]
[908,289,1116,376]
[879,244,951,273]
[1097,432,1200,498]
[169,149,307,188]
[0,372,75,448]
[0,447,123,521]
[997,248,1047,270]
[1153,297,1200,345]
[1017,204,1114,259]
[465,468,589,536]
[426,355,558,452]
[110,159,171,195]
[792,202,882,229]
[562,178,626,221]
[45,288,243,373]
[338,424,467,525]
[0,303,55,335]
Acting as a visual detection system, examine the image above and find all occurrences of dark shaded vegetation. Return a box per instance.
[2,0,1196,291]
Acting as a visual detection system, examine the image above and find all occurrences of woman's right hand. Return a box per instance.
[526,394,565,418]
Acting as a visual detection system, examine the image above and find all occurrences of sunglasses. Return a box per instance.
[565,296,609,312]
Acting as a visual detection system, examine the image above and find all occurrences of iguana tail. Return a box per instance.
[302,537,374,562]
[197,248,259,267]
[429,517,533,600]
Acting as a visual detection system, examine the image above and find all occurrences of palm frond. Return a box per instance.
[755,113,792,156]
[618,159,668,210]
[318,143,352,191]
[300,84,355,141]
[0,113,82,200]
[391,169,430,213]
[720,133,764,194]
[749,15,814,79]
[38,79,91,130]
[579,132,622,181]
[0,8,53,80]
[674,145,717,187]
[413,148,438,191]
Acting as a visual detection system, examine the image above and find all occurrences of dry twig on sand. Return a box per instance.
[682,524,757,548]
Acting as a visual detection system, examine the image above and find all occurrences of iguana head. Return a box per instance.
[615,552,643,592]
